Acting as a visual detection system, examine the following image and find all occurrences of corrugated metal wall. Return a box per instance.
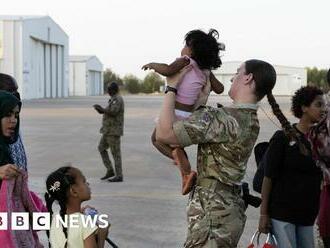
[69,58,103,96]
[0,20,23,90]
[69,62,86,96]
[88,70,102,95]
[214,62,307,96]
[29,41,65,99]
[0,16,69,99]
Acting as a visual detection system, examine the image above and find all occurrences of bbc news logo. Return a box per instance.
[0,212,109,230]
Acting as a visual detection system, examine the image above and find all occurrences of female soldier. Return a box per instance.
[156,60,288,247]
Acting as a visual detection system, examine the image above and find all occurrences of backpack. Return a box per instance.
[252,142,269,194]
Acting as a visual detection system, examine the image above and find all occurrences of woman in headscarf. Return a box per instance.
[0,73,27,172]
[0,90,21,181]
[0,90,44,247]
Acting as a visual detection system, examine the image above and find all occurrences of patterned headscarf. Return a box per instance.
[0,90,21,165]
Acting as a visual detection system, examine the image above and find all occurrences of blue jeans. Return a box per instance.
[271,218,314,248]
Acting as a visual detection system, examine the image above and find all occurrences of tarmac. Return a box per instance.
[22,94,297,247]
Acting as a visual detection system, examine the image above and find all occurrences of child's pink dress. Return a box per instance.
[174,55,210,120]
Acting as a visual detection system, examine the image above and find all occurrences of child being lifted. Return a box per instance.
[142,29,225,195]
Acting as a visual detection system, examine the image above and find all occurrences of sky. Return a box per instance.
[1,0,329,78]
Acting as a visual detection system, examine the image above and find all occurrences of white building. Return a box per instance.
[69,56,103,96]
[214,61,307,96]
[0,15,69,99]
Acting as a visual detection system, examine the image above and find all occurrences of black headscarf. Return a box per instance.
[0,90,21,165]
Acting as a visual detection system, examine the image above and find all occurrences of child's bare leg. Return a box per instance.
[151,128,174,159]
[172,148,197,195]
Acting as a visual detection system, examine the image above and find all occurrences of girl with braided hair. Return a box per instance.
[259,86,326,248]
[45,166,109,248]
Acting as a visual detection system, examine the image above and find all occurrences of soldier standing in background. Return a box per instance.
[94,82,124,182]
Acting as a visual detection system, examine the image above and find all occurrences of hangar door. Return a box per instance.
[30,38,65,98]
[43,43,64,98]
[88,70,101,96]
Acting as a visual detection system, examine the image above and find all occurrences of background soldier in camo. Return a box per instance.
[94,82,124,182]
[156,60,279,247]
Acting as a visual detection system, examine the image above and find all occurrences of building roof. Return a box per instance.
[220,61,306,70]
[0,15,46,21]
[69,55,96,62]
[0,15,68,37]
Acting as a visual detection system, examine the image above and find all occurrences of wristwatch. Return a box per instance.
[165,86,177,94]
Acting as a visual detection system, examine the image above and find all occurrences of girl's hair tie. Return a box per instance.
[49,181,61,192]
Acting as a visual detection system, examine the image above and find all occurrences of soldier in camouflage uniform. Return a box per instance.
[156,60,277,247]
[94,82,124,182]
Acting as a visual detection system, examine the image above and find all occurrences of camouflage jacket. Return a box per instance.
[100,94,124,136]
[173,104,259,185]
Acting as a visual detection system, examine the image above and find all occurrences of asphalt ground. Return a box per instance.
[21,95,298,247]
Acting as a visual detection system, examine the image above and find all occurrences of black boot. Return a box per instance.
[100,170,115,180]
[107,176,123,182]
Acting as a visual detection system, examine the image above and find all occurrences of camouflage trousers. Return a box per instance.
[184,183,246,248]
[98,135,122,177]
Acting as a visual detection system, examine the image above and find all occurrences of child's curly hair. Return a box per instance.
[291,86,323,118]
[184,29,224,70]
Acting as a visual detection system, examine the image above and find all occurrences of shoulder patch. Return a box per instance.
[202,112,211,122]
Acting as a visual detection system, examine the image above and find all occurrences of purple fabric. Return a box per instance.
[0,172,46,248]
[318,184,330,237]
[308,109,330,238]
